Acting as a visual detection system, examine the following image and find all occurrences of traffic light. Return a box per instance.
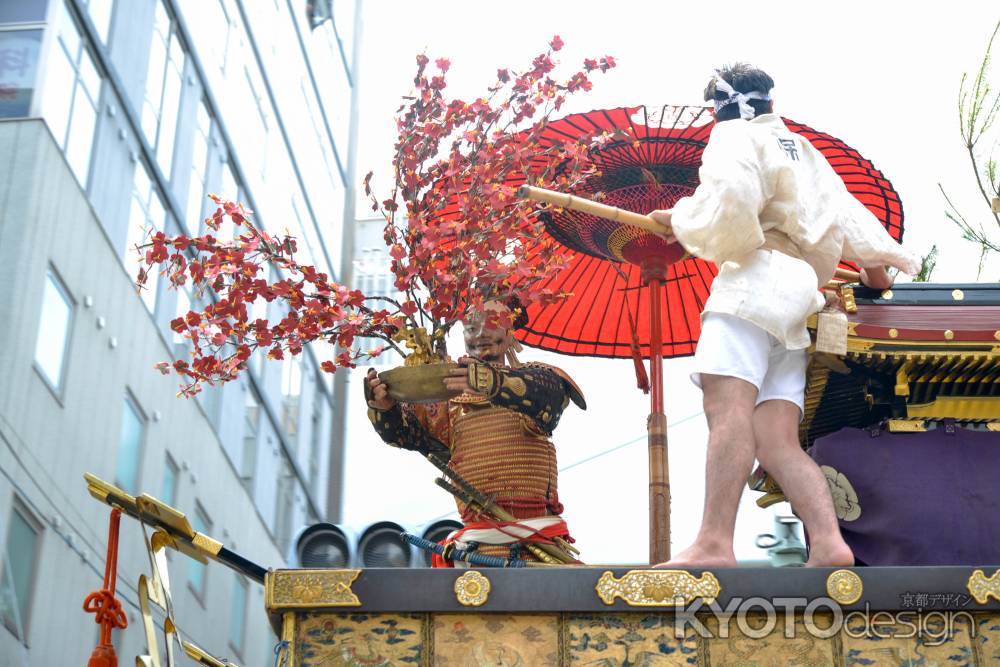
[293,523,352,568]
[291,519,464,568]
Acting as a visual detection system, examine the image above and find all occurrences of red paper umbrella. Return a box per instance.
[515,105,905,563]
[517,105,904,359]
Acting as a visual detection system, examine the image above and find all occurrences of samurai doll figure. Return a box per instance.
[365,300,586,565]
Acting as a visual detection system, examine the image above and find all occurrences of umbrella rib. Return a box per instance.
[560,260,607,358]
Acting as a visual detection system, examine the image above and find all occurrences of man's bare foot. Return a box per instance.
[653,543,737,569]
[805,540,854,568]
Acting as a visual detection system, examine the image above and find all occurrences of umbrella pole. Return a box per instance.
[647,278,670,564]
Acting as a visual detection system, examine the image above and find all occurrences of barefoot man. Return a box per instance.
[650,64,920,568]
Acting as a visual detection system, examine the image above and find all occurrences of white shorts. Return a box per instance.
[691,313,807,415]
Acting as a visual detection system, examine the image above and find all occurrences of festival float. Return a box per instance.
[79,38,1000,666]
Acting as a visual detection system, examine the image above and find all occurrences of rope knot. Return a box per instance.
[83,589,128,629]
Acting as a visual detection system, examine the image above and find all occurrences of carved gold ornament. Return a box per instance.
[820,465,861,522]
[826,569,863,605]
[596,570,720,606]
[454,570,491,606]
[967,569,1000,604]
[266,569,362,610]
[503,376,528,397]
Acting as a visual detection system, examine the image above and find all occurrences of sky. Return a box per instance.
[338,1,1000,564]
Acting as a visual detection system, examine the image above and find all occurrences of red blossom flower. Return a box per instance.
[137,39,619,396]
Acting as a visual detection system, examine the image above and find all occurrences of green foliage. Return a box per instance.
[940,19,1000,278]
[913,245,938,282]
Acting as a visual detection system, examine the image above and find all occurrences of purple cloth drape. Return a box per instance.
[809,425,1000,566]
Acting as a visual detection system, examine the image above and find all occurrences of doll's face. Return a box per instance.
[462,307,511,364]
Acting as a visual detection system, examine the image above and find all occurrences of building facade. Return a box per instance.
[0,0,360,664]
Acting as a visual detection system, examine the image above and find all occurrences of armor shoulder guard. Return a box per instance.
[522,362,587,410]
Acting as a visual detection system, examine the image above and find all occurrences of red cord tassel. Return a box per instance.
[626,307,651,394]
[83,509,128,667]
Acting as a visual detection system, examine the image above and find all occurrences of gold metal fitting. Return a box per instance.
[826,569,863,605]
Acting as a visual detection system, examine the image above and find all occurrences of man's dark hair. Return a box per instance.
[703,63,774,122]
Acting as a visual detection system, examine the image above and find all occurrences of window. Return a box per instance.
[0,1,50,23]
[248,274,269,376]
[353,264,398,366]
[81,0,114,44]
[0,29,43,119]
[124,162,165,312]
[289,193,317,270]
[332,0,355,70]
[188,504,210,601]
[42,2,101,186]
[308,397,327,493]
[280,356,302,443]
[243,66,270,180]
[241,386,260,493]
[273,460,296,553]
[141,0,185,177]
[185,101,211,235]
[173,287,191,346]
[115,394,145,494]
[198,384,223,430]
[228,574,247,656]
[0,501,42,639]
[324,25,351,154]
[177,0,237,77]
[33,269,74,392]
[160,454,179,506]
[213,158,239,244]
[219,158,239,201]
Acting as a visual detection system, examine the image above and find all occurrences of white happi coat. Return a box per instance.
[670,113,921,349]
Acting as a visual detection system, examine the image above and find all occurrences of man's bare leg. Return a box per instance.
[655,374,758,568]
[753,400,854,567]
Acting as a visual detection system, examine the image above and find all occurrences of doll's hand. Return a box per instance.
[443,356,476,394]
[366,368,396,411]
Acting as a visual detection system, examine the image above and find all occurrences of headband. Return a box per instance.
[712,72,772,120]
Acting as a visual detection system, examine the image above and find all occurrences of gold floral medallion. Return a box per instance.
[826,569,863,605]
[454,571,491,606]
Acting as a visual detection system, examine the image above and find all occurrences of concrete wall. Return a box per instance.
[0,119,283,666]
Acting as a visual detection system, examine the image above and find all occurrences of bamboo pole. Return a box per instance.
[647,279,670,565]
[834,268,861,282]
[520,186,867,286]
[518,185,669,235]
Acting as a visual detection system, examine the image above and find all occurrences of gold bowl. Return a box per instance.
[378,362,462,404]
